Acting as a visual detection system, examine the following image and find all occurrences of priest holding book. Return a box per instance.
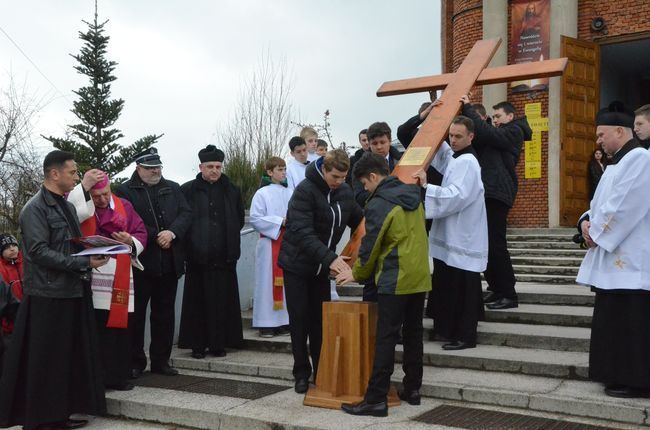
[68,170,148,391]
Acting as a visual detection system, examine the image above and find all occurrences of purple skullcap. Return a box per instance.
[92,171,110,190]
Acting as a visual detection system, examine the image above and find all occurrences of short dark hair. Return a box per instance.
[358,129,368,138]
[492,101,517,116]
[353,152,389,180]
[367,122,392,141]
[473,104,487,117]
[316,139,328,149]
[635,104,650,121]
[418,102,432,114]
[289,136,306,152]
[451,115,475,134]
[322,149,350,172]
[43,150,75,177]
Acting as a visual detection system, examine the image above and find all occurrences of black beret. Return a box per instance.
[596,101,634,128]
[198,145,225,163]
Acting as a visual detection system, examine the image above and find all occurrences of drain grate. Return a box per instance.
[133,372,288,400]
[413,405,615,430]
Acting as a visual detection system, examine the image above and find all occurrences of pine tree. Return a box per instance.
[45,2,162,180]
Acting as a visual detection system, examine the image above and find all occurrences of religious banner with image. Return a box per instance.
[510,0,550,93]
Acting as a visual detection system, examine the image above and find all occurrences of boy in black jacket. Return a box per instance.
[278,149,363,394]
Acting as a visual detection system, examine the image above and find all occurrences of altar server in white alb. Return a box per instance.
[576,101,650,399]
[250,157,293,338]
[414,114,488,351]
[286,136,310,191]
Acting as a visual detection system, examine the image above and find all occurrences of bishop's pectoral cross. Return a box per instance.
[342,37,567,261]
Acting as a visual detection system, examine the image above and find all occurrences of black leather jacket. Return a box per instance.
[19,186,90,298]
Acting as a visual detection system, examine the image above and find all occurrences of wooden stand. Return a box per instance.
[303,301,400,409]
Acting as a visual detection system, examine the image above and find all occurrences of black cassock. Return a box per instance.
[0,288,106,430]
[428,259,484,344]
[589,288,650,389]
[178,175,245,354]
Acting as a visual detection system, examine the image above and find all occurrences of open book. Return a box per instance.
[71,235,132,257]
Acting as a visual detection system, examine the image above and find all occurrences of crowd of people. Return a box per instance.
[0,98,649,427]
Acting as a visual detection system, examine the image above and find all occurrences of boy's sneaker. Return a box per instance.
[259,328,275,338]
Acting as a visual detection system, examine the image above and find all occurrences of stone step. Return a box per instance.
[513,273,578,283]
[242,309,591,352]
[227,328,590,379]
[512,264,579,276]
[511,256,584,267]
[507,228,577,235]
[484,303,592,327]
[509,241,583,250]
[509,248,586,258]
[105,366,647,429]
[507,234,576,243]
[338,282,594,306]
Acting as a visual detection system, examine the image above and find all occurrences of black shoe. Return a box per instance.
[54,419,89,429]
[341,400,388,417]
[130,368,143,379]
[295,378,309,393]
[397,389,421,405]
[604,385,650,398]
[209,349,227,357]
[486,297,518,310]
[106,381,135,391]
[483,291,500,304]
[442,341,476,351]
[191,350,206,359]
[151,364,179,376]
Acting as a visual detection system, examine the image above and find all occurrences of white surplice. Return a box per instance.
[286,158,308,191]
[250,183,293,327]
[423,143,488,273]
[67,184,144,312]
[576,146,650,291]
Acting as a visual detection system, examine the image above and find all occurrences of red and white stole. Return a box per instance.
[81,196,130,329]
[271,229,285,310]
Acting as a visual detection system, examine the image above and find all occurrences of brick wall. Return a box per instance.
[449,0,484,101]
[578,0,650,40]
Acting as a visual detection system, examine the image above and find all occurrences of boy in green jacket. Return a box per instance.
[336,152,431,417]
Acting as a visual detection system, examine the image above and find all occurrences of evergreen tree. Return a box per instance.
[45,3,162,180]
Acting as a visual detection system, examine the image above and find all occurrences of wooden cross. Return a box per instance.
[342,37,567,261]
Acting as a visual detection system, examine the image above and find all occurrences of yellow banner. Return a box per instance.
[525,102,542,118]
[524,139,542,179]
[528,117,549,132]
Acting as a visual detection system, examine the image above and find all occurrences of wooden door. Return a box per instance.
[560,36,600,226]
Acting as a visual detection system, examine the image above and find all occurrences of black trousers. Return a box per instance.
[484,198,517,300]
[131,271,178,371]
[430,260,484,344]
[364,292,426,404]
[284,270,330,380]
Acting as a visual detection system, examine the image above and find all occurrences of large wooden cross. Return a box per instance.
[342,37,567,261]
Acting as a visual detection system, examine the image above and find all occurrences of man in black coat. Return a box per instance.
[178,145,245,359]
[0,150,109,430]
[278,149,364,394]
[460,97,532,310]
[115,148,192,377]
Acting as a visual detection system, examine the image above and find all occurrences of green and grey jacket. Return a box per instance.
[352,176,431,295]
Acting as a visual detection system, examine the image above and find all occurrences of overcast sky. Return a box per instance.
[1,0,441,183]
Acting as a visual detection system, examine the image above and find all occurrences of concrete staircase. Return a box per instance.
[104,228,650,429]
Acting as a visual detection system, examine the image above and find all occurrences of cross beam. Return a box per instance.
[341,37,567,265]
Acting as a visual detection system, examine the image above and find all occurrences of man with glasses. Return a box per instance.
[115,148,192,378]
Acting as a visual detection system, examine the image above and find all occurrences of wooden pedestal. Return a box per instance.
[303,301,400,409]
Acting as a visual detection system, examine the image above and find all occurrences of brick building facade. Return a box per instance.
[441,0,650,227]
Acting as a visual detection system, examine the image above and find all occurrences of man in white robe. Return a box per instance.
[576,102,650,398]
[414,115,488,351]
[250,157,293,337]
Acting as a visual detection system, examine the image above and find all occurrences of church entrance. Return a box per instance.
[559,34,650,226]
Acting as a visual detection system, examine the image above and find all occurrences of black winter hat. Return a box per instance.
[0,234,18,253]
[596,101,634,128]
